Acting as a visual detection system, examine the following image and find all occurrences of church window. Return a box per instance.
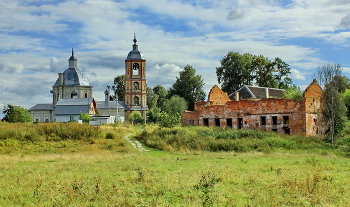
[133,63,139,75]
[134,96,140,105]
[134,82,139,90]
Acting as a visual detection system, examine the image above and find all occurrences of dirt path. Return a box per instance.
[124,134,150,153]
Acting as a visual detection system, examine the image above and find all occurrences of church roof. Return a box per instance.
[126,33,145,60]
[29,103,54,111]
[96,101,126,109]
[54,98,95,115]
[53,68,90,86]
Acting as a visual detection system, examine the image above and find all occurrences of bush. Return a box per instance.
[136,126,332,154]
[105,132,116,139]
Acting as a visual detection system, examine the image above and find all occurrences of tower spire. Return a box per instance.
[132,33,138,51]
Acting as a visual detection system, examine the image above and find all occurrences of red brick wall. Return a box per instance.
[183,81,326,137]
[207,85,231,105]
[183,99,306,135]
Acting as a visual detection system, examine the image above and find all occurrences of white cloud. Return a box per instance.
[290,69,306,80]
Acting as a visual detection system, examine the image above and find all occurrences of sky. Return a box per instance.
[1,0,350,118]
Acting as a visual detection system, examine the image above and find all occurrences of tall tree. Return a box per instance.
[216,52,253,95]
[216,52,291,95]
[153,85,168,109]
[283,84,303,101]
[147,86,158,110]
[3,104,32,123]
[163,95,188,115]
[113,75,125,101]
[314,63,346,144]
[169,65,206,111]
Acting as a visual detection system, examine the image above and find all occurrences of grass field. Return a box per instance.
[0,122,350,206]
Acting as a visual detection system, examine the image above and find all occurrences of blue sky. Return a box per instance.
[1,0,350,118]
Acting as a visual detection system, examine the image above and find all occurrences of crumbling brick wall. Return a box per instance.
[182,80,326,137]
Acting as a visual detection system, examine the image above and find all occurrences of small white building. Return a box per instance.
[54,98,97,122]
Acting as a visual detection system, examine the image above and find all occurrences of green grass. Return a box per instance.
[1,122,350,206]
[1,152,350,206]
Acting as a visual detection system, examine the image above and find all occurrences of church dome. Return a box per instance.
[53,49,91,87]
[127,50,144,60]
[126,33,145,60]
[53,68,90,86]
[71,89,78,97]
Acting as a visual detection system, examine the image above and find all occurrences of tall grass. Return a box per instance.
[0,122,101,141]
[136,126,332,154]
[0,122,135,154]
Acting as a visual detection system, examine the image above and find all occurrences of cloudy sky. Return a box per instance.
[1,0,350,118]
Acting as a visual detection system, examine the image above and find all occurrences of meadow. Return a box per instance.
[0,122,350,206]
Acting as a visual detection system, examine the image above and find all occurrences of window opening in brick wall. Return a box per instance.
[261,116,266,125]
[283,127,290,135]
[272,116,278,125]
[272,128,278,132]
[283,116,289,124]
[203,118,209,126]
[238,118,243,129]
[226,118,232,127]
[215,118,220,127]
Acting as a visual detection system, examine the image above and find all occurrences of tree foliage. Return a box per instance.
[158,112,182,128]
[283,85,303,101]
[314,63,347,144]
[79,113,92,123]
[169,65,206,111]
[342,89,350,119]
[146,107,161,123]
[147,87,158,110]
[3,104,32,123]
[128,111,144,124]
[163,95,188,116]
[153,85,168,109]
[113,75,126,101]
[216,52,292,95]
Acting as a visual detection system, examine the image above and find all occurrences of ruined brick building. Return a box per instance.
[182,80,326,137]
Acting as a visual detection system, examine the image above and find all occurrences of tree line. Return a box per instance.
[3,51,350,145]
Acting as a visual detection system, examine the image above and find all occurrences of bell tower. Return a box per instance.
[124,34,148,119]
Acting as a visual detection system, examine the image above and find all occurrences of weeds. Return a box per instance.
[194,173,221,206]
[137,125,333,154]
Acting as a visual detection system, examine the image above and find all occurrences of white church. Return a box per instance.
[29,35,148,123]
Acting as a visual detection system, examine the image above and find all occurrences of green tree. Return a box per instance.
[158,112,182,128]
[342,89,350,118]
[163,95,188,115]
[113,75,125,101]
[79,113,92,123]
[216,52,291,95]
[147,107,161,123]
[128,111,144,124]
[3,104,32,123]
[283,85,303,101]
[153,85,168,109]
[169,65,206,111]
[147,87,158,110]
[216,52,253,95]
[314,63,347,144]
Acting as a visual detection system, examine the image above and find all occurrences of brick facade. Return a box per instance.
[183,80,326,137]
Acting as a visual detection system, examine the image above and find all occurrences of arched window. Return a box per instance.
[133,82,139,90]
[134,96,140,105]
[133,63,139,75]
